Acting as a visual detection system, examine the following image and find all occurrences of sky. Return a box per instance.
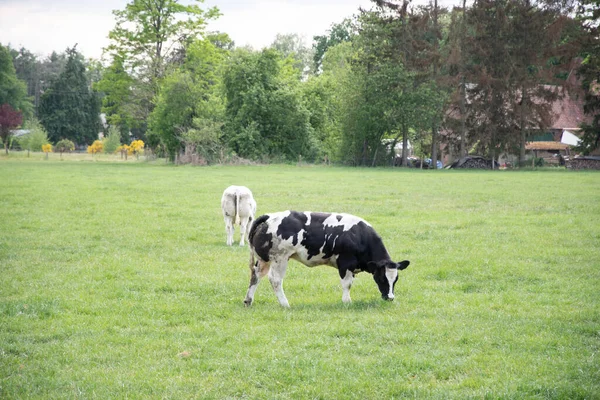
[0,0,377,60]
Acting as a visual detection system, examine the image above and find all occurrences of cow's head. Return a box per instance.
[369,260,410,301]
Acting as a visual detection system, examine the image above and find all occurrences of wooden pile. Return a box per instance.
[567,156,600,170]
[449,156,498,169]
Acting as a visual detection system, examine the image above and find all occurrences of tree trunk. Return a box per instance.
[459,0,467,159]
[460,77,467,158]
[519,87,528,165]
[401,123,409,167]
[431,0,439,169]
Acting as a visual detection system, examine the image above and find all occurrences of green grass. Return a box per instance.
[1,155,599,399]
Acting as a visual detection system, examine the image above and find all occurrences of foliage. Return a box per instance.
[18,118,50,152]
[42,143,52,153]
[336,7,447,166]
[87,140,104,155]
[0,44,32,119]
[270,33,314,79]
[222,48,316,162]
[102,125,122,154]
[574,0,600,154]
[179,118,223,163]
[106,0,221,77]
[0,103,23,154]
[54,139,75,155]
[93,55,136,138]
[105,0,221,141]
[38,46,100,145]
[148,37,226,160]
[312,18,356,73]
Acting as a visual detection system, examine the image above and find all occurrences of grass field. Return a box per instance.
[1,154,599,399]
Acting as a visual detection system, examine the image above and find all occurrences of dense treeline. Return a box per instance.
[1,0,599,164]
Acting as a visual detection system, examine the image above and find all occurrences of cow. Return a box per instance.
[244,211,410,307]
[221,185,257,246]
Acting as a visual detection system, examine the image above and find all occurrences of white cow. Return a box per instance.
[221,185,257,246]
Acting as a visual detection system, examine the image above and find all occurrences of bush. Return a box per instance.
[102,125,121,154]
[18,118,50,152]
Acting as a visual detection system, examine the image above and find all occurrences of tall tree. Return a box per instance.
[312,18,357,73]
[270,33,314,79]
[148,37,227,160]
[510,0,566,164]
[105,0,221,141]
[106,0,220,86]
[94,55,136,140]
[0,44,32,119]
[222,49,315,161]
[38,46,100,145]
[575,0,600,154]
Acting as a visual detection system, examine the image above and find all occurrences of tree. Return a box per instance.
[93,55,136,138]
[105,0,221,139]
[222,48,316,161]
[107,0,220,80]
[312,18,357,73]
[38,46,101,145]
[55,138,75,159]
[270,33,314,79]
[336,3,446,167]
[0,103,23,154]
[102,125,122,154]
[575,0,600,154]
[148,36,227,160]
[0,44,32,119]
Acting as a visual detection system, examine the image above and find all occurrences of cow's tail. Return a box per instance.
[248,214,269,246]
[235,191,240,225]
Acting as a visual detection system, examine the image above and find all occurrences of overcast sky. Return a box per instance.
[0,0,379,60]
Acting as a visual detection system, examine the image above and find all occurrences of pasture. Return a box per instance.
[1,156,599,399]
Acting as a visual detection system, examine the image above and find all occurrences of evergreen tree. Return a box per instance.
[575,0,600,154]
[38,46,100,145]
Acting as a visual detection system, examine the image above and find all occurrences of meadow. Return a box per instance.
[1,154,599,399]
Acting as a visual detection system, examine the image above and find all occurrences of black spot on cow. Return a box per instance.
[276,211,307,246]
[336,215,342,222]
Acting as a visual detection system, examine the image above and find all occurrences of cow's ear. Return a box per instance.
[396,260,410,270]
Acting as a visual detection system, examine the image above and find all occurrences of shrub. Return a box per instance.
[87,140,103,155]
[55,139,75,159]
[102,125,121,154]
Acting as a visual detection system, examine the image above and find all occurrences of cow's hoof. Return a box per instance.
[243,299,252,307]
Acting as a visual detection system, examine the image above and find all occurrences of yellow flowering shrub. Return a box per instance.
[42,144,53,153]
[87,140,104,155]
[129,140,144,155]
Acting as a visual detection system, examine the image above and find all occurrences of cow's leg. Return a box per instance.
[340,269,354,303]
[268,259,290,307]
[337,254,358,303]
[244,258,270,306]
[224,216,234,246]
[239,215,250,246]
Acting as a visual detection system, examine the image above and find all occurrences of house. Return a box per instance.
[442,83,594,166]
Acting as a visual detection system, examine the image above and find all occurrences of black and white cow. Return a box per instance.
[244,211,410,307]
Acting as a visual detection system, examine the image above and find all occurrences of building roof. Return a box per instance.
[525,141,570,150]
[549,91,591,130]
